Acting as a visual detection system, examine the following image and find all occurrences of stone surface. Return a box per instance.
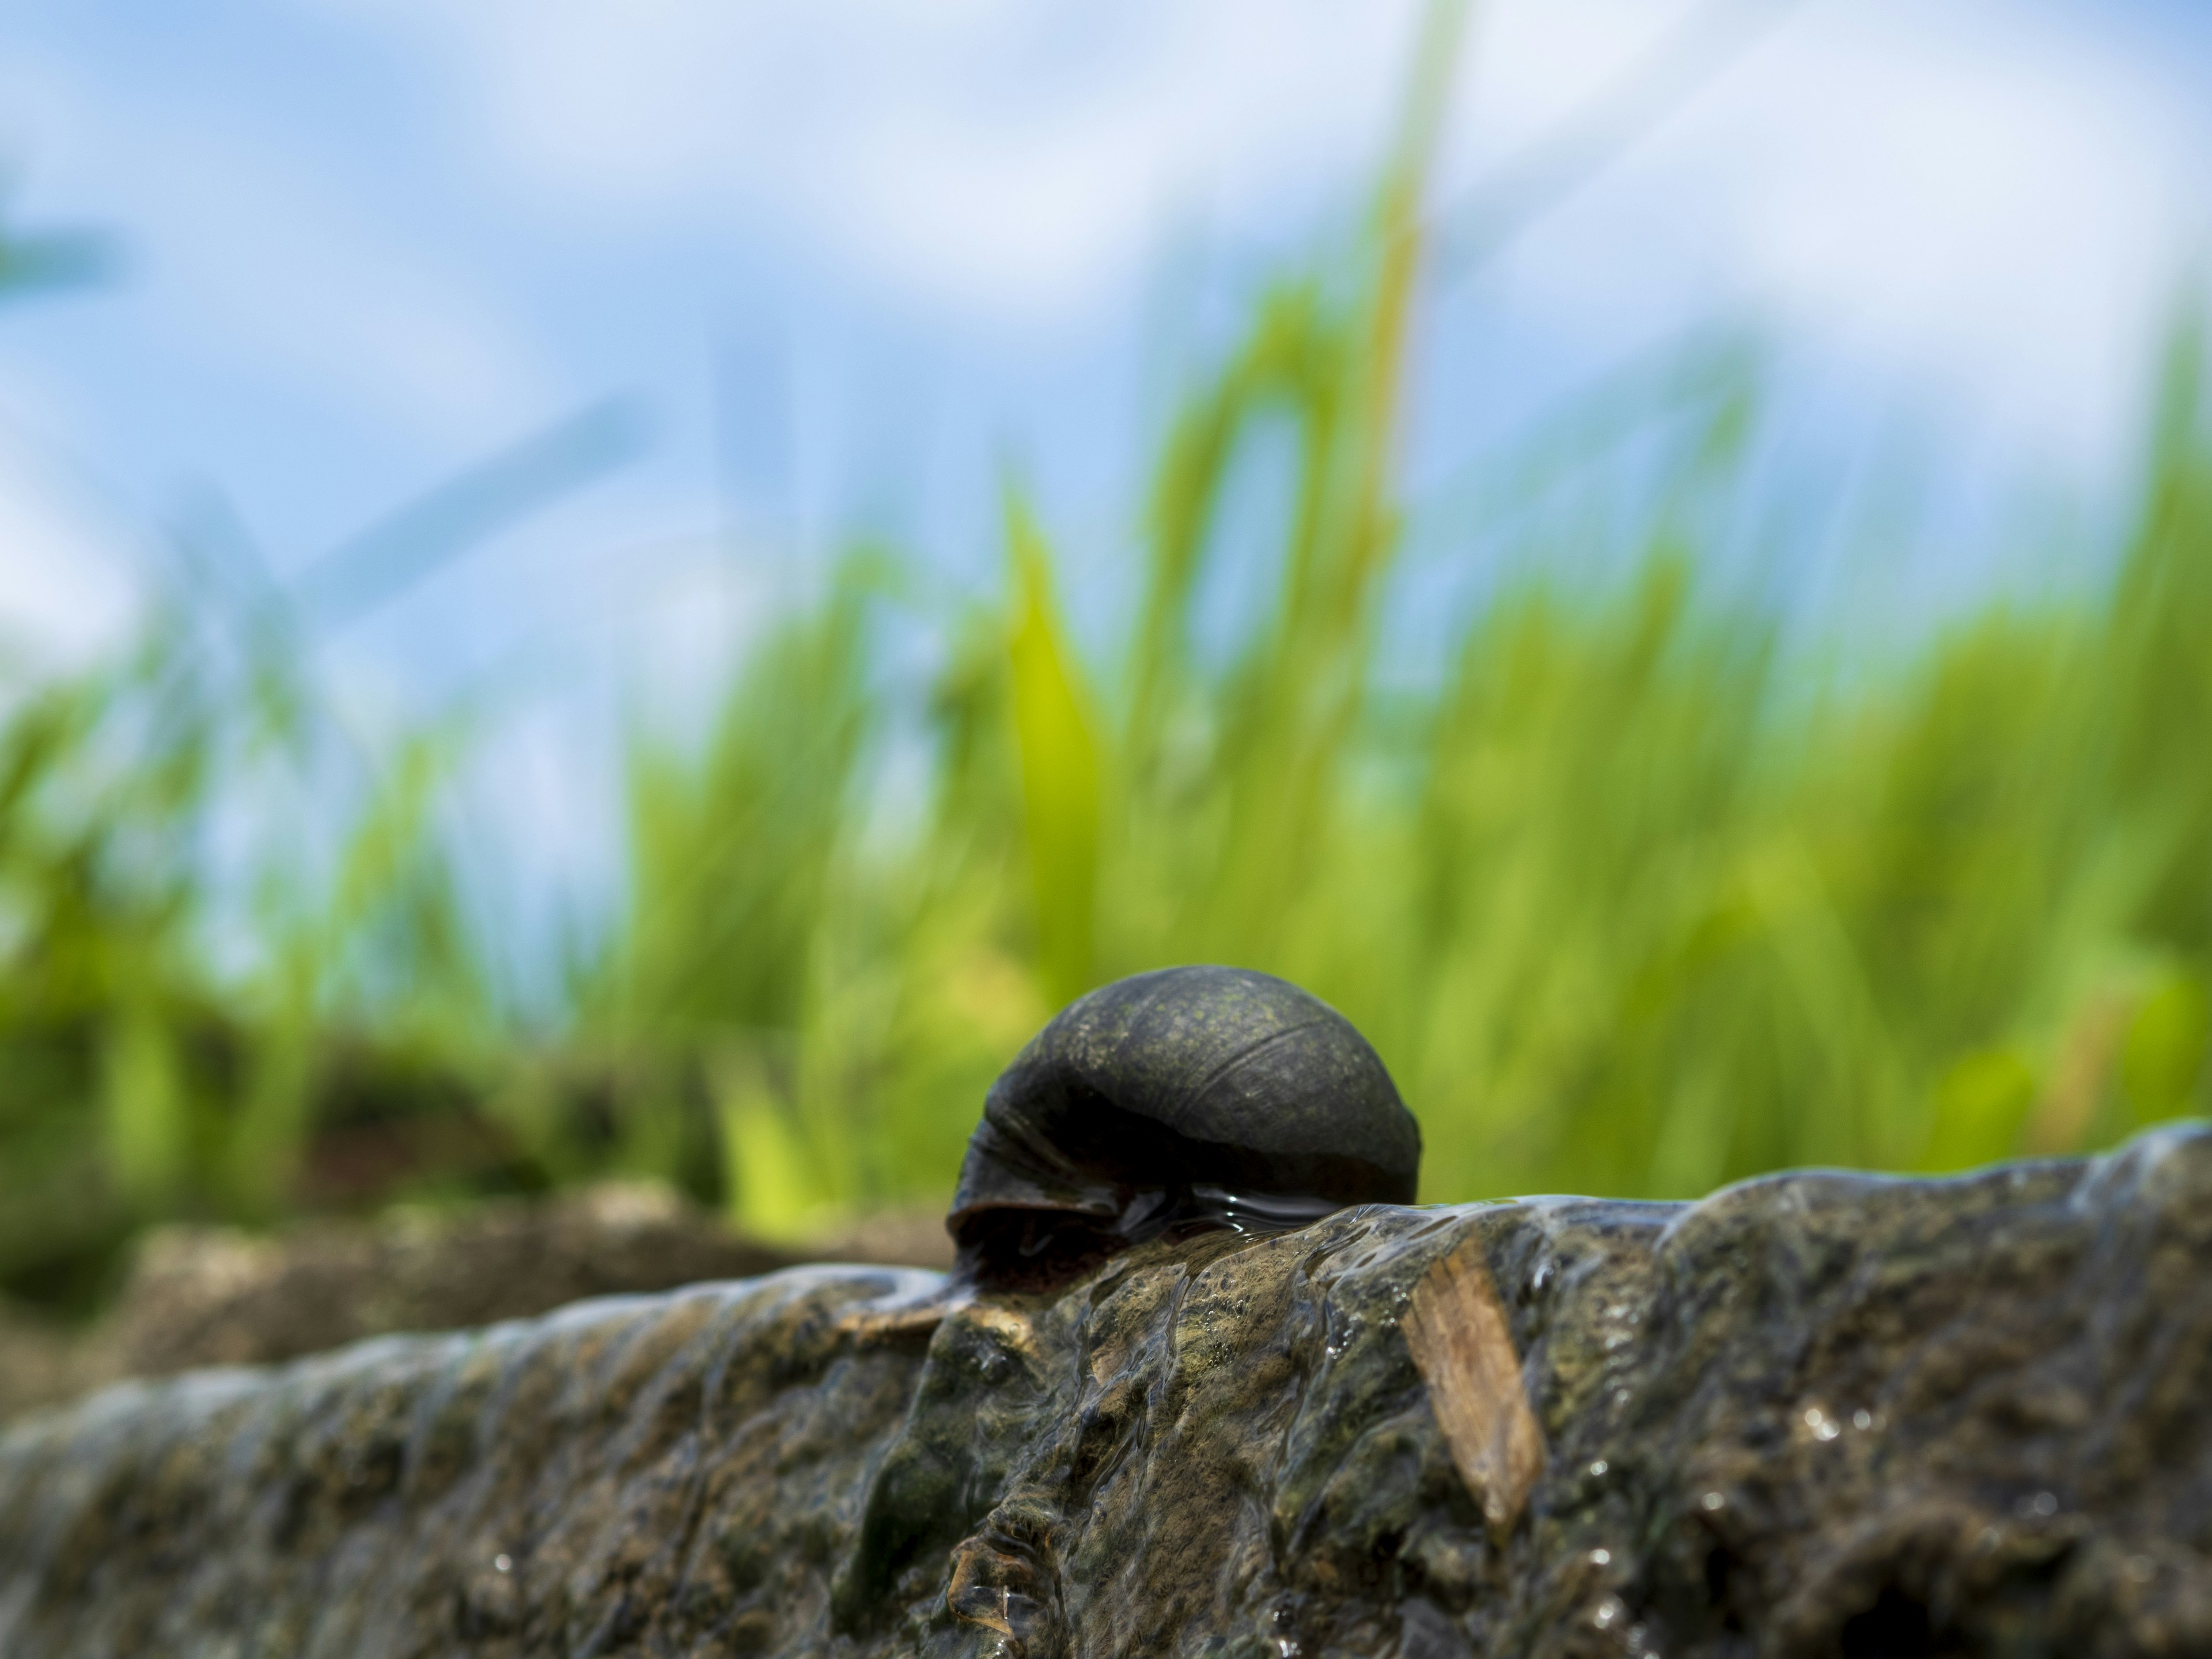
[6,1128,2212,1656]
[0,1185,955,1425]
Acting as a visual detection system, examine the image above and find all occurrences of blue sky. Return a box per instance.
[0,0,2206,945]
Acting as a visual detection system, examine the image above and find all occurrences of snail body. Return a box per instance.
[949,965,1419,1286]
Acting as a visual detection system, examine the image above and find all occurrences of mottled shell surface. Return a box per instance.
[949,966,1419,1275]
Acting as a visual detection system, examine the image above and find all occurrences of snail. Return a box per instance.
[948,965,1421,1288]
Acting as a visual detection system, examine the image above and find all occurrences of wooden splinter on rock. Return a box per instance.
[1404,1240,1548,1532]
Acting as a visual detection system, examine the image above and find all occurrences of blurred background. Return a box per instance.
[2,0,2210,1332]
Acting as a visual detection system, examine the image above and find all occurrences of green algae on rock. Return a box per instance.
[7,1128,2212,1655]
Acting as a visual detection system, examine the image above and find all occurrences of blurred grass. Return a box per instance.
[3,145,2211,1312]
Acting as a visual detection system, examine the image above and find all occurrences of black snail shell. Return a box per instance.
[949,965,1421,1286]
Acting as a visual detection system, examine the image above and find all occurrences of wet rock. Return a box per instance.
[0,1305,99,1431]
[0,1184,955,1423]
[6,1128,2212,1656]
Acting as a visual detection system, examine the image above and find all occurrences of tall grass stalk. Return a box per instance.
[2,84,2209,1297]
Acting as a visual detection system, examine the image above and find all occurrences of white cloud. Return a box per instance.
[145,126,562,446]
[0,425,140,671]
[322,0,1427,325]
[1476,1,2199,465]
[0,46,561,452]
[304,0,2203,469]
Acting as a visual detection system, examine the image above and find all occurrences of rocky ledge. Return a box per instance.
[4,1127,2211,1658]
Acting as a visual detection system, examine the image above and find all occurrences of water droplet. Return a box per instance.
[1700,1491,1725,1512]
[1590,1548,1612,1566]
[1851,1409,1872,1431]
[1588,1459,1609,1479]
[1593,1594,1624,1628]
[493,1554,512,1574]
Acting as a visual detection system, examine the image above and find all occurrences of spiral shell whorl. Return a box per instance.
[949,965,1419,1284]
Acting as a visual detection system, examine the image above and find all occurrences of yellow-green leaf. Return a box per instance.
[1005,493,1101,1007]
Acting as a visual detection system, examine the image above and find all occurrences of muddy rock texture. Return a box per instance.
[5,1128,2212,1657]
